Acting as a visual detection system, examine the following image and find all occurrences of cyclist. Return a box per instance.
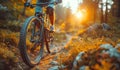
[25,0,62,31]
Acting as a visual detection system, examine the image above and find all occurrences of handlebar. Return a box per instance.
[30,2,58,8]
[22,2,57,16]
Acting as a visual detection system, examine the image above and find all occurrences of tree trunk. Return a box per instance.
[117,0,120,17]
[101,3,104,23]
[105,2,108,23]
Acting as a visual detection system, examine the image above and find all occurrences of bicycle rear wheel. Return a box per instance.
[44,15,54,53]
[19,16,44,67]
[44,29,54,53]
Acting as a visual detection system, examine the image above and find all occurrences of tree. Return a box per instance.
[80,0,99,23]
[117,0,120,17]
[112,0,120,18]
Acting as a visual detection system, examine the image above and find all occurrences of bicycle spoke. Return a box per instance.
[30,41,39,52]
[19,16,44,66]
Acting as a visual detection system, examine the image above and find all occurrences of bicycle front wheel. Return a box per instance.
[19,16,44,67]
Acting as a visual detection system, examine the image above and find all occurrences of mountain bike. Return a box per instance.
[18,2,58,67]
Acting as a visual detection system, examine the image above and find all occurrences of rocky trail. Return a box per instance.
[24,33,73,70]
[1,23,120,70]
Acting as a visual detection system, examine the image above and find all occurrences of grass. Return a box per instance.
[57,20,120,70]
[0,43,18,63]
[62,37,104,69]
[0,29,19,69]
[0,29,19,46]
[59,36,120,69]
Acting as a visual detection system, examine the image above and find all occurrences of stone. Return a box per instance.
[50,61,59,65]
[48,65,66,70]
[0,4,7,11]
[108,48,120,58]
[115,44,120,49]
[75,52,85,62]
[87,23,101,33]
[100,44,113,49]
[101,23,111,31]
[48,66,59,70]
[100,44,120,58]
[72,52,84,70]
[79,66,86,70]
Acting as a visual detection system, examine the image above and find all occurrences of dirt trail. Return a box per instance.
[31,33,73,70]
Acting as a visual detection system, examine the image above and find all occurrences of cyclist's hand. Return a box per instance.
[24,2,30,7]
[56,0,62,3]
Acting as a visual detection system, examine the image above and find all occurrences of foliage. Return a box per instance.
[0,29,19,46]
[0,29,19,69]
[59,18,120,69]
[0,43,18,63]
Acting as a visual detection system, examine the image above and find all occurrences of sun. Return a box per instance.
[61,0,85,18]
[61,0,87,21]
[75,11,83,18]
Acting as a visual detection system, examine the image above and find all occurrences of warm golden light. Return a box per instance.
[62,0,87,22]
[62,0,83,14]
[75,11,83,18]
[74,9,87,21]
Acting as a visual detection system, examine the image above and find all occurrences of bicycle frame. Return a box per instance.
[19,2,56,67]
[30,6,53,45]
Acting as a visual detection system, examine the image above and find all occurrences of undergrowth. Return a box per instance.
[0,29,19,69]
[58,20,120,70]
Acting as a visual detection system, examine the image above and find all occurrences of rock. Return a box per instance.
[49,66,59,70]
[78,23,111,38]
[0,4,8,11]
[48,65,66,70]
[100,44,113,49]
[108,48,120,58]
[107,48,120,58]
[100,44,120,58]
[87,23,101,33]
[72,52,84,70]
[115,44,120,49]
[79,66,86,70]
[115,44,120,52]
[72,61,78,70]
[50,61,59,65]
[75,52,85,62]
[101,23,111,31]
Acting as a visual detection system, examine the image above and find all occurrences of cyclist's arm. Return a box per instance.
[27,0,32,3]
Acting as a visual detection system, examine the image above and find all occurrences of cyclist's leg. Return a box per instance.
[47,0,55,25]
[35,0,42,16]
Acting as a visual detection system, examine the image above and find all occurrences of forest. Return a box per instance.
[0,0,120,70]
